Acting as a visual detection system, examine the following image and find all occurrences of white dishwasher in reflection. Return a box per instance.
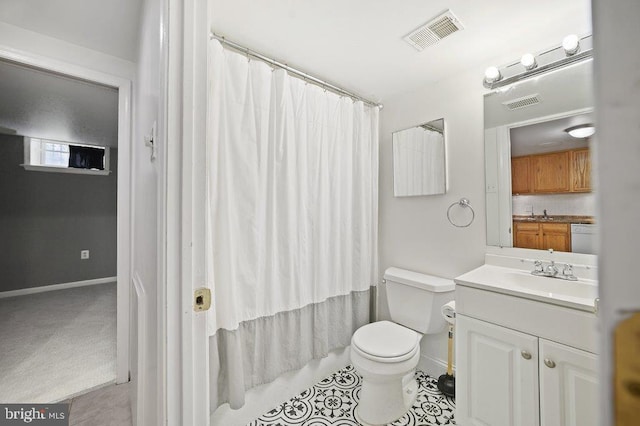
[571,223,597,254]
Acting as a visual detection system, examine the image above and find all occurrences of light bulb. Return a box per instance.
[521,53,537,70]
[562,34,580,55]
[484,66,501,86]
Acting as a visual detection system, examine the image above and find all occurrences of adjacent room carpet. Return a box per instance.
[0,283,116,403]
[247,365,456,425]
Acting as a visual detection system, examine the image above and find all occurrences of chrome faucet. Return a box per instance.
[561,263,577,280]
[545,261,558,277]
[543,209,549,219]
[533,260,544,274]
[531,260,578,281]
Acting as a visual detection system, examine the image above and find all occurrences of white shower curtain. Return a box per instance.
[206,40,379,410]
[393,126,445,196]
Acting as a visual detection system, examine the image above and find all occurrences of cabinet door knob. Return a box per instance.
[544,358,556,368]
[521,350,532,360]
[625,381,640,397]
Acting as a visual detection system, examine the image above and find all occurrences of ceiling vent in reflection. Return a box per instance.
[403,10,464,51]
[502,94,542,110]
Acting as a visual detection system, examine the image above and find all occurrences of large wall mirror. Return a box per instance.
[484,59,596,254]
[392,118,446,197]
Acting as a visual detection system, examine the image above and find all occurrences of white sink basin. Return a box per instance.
[455,264,598,312]
[505,271,598,300]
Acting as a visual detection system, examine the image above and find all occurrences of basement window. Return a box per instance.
[22,137,110,175]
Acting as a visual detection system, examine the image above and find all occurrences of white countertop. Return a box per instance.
[455,263,598,312]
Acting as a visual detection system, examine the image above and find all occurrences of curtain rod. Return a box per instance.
[209,32,382,109]
[420,123,443,134]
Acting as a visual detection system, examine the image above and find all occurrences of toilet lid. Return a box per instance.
[352,321,419,358]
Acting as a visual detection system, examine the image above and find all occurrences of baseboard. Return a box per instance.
[418,353,454,379]
[132,273,146,426]
[0,276,117,299]
[51,380,116,403]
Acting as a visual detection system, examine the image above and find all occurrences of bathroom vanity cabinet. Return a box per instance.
[453,270,599,426]
[457,315,598,426]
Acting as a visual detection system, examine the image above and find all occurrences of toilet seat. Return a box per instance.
[352,321,420,363]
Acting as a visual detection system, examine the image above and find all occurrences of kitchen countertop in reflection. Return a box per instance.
[512,215,596,224]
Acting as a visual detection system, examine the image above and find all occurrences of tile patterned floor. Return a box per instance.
[247,365,455,425]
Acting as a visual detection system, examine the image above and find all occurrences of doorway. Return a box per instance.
[0,50,131,402]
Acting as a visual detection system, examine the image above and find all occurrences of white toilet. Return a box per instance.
[350,267,455,425]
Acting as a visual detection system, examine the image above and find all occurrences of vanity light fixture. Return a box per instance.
[562,34,580,56]
[520,53,537,70]
[482,34,592,90]
[483,66,502,88]
[565,124,595,138]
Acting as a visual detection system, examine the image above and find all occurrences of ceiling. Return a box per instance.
[0,0,591,101]
[484,59,594,129]
[510,112,593,157]
[0,60,119,147]
[0,0,142,61]
[211,0,592,102]
[482,57,594,156]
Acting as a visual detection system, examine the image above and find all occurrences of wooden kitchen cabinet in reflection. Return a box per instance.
[514,222,571,252]
[512,148,591,195]
[511,156,531,194]
[531,151,570,193]
[570,148,591,192]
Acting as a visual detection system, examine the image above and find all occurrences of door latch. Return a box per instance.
[194,288,212,312]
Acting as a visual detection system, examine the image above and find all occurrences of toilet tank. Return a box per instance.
[384,267,455,334]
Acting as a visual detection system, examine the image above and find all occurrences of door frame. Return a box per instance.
[0,46,133,385]
[164,0,210,424]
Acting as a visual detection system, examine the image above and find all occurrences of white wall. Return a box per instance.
[592,0,640,424]
[0,22,134,79]
[512,193,596,216]
[378,66,488,375]
[131,0,164,424]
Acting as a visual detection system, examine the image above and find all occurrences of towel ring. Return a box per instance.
[447,198,475,228]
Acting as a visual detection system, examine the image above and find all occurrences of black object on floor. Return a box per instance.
[437,324,456,398]
[437,372,456,398]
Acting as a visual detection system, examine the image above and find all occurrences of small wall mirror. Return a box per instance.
[392,118,446,197]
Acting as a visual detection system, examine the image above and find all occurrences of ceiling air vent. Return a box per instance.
[403,10,464,51]
[502,94,542,110]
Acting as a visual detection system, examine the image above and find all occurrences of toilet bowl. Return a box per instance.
[351,320,421,425]
[350,267,455,425]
